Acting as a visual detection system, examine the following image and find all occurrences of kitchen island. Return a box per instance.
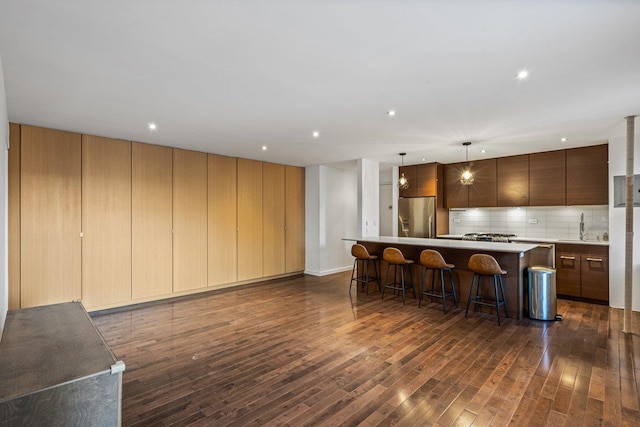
[347,236,538,320]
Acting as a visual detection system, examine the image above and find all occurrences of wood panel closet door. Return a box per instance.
[285,166,305,273]
[81,135,132,309]
[20,125,81,308]
[263,163,285,277]
[131,143,173,299]
[8,123,20,309]
[208,154,238,286]
[173,149,208,292]
[237,159,263,281]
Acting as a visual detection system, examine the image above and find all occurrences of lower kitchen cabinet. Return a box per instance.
[556,244,609,303]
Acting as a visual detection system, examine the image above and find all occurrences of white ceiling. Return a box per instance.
[1,0,639,169]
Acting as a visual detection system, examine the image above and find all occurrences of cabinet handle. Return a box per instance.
[537,244,553,248]
[586,257,603,262]
[560,256,575,260]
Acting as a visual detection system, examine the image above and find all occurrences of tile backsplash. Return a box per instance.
[448,206,609,240]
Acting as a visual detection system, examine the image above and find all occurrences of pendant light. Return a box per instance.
[398,153,409,189]
[460,142,474,185]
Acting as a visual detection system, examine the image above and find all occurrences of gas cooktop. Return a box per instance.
[461,233,517,242]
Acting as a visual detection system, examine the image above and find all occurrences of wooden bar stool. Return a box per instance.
[349,244,380,294]
[418,249,458,313]
[381,247,416,305]
[465,254,508,325]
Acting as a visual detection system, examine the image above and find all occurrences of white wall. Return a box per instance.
[379,167,398,237]
[0,53,9,335]
[305,165,357,276]
[357,159,379,237]
[608,128,640,311]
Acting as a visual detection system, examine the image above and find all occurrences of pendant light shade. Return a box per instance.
[398,153,409,189]
[460,142,474,185]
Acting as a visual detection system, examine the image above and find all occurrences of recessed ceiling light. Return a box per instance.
[561,137,568,142]
[312,131,320,138]
[262,146,267,151]
[422,158,426,162]
[481,149,486,153]
[387,110,396,117]
[148,123,157,130]
[515,70,529,80]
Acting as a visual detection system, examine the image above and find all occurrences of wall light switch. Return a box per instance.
[528,218,538,224]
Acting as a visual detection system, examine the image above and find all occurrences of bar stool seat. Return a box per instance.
[349,244,381,294]
[418,249,458,313]
[381,247,416,305]
[465,254,508,325]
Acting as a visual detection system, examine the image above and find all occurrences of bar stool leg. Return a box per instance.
[363,259,369,295]
[349,258,358,293]
[418,267,427,308]
[382,263,391,300]
[440,269,447,313]
[494,274,502,325]
[400,265,406,304]
[375,259,381,292]
[499,275,508,318]
[448,269,458,306]
[465,273,478,318]
[409,265,416,299]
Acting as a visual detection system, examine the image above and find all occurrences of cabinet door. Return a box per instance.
[173,149,208,292]
[556,252,581,297]
[263,163,286,277]
[566,144,608,205]
[417,163,437,197]
[81,135,132,308]
[237,159,263,281]
[399,165,417,198]
[132,143,173,299]
[21,125,81,308]
[497,155,529,207]
[285,166,305,273]
[444,162,469,208]
[8,123,20,309]
[581,255,609,301]
[468,158,497,207]
[529,150,566,206]
[208,154,237,286]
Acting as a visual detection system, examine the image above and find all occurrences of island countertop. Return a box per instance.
[344,235,538,254]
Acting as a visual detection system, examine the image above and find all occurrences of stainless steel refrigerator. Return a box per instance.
[398,197,436,238]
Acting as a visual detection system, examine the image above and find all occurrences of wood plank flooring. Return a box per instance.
[91,272,640,426]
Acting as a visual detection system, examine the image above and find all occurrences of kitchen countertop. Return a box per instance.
[437,234,609,246]
[344,235,538,253]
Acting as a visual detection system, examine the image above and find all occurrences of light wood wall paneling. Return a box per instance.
[8,123,21,309]
[20,125,82,308]
[173,148,208,292]
[81,135,132,309]
[237,159,263,281]
[285,166,305,273]
[263,163,285,277]
[131,142,173,299]
[208,154,237,286]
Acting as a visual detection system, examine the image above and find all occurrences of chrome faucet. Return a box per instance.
[579,212,585,240]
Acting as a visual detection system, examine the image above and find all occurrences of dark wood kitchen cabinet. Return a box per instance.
[497,154,529,207]
[556,243,608,303]
[444,162,469,208]
[399,165,417,198]
[468,158,497,207]
[529,150,566,206]
[400,163,439,198]
[566,144,608,205]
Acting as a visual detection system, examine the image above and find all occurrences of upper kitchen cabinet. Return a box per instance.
[529,150,566,206]
[566,144,608,205]
[399,165,417,197]
[468,158,497,207]
[497,155,529,207]
[444,162,469,208]
[20,126,82,308]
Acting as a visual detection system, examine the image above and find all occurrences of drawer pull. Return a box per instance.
[560,256,576,260]
[537,244,553,248]
[586,258,603,262]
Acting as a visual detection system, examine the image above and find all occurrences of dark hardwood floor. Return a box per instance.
[91,272,640,426]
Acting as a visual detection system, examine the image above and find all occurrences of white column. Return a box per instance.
[357,159,379,237]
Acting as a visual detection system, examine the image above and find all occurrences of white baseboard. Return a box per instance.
[304,265,352,277]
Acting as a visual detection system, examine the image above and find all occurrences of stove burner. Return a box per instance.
[462,233,517,243]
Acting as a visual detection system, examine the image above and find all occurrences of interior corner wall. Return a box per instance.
[305,165,357,276]
[609,132,640,311]
[0,53,9,336]
[357,159,379,237]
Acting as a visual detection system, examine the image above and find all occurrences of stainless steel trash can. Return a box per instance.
[528,266,557,320]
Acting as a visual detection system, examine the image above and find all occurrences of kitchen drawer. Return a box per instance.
[581,254,609,301]
[556,252,581,297]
